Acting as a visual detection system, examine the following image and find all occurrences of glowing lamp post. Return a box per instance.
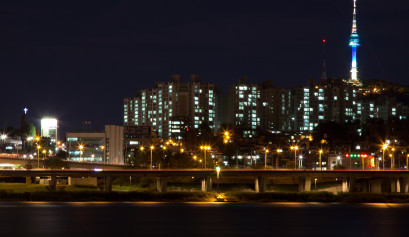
[276,149,282,169]
[101,145,106,163]
[37,145,41,168]
[290,146,299,170]
[319,149,323,170]
[200,146,211,170]
[0,134,7,153]
[382,144,388,170]
[406,154,409,171]
[79,145,84,162]
[150,145,154,170]
[391,147,395,169]
[264,149,269,170]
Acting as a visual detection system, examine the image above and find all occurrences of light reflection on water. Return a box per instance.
[0,202,408,237]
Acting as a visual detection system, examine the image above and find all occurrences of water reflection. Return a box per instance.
[0,202,408,237]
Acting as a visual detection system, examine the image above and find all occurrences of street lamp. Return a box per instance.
[223,131,231,144]
[276,149,282,169]
[79,144,84,162]
[150,145,154,170]
[162,146,167,169]
[406,154,409,171]
[264,148,269,170]
[382,143,388,170]
[100,145,106,163]
[0,134,7,153]
[37,145,41,168]
[391,147,395,169]
[200,146,211,170]
[319,149,323,170]
[290,146,299,170]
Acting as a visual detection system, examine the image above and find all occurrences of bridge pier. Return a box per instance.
[391,178,400,193]
[156,177,168,192]
[49,176,57,191]
[341,177,349,192]
[399,177,409,193]
[104,176,112,191]
[255,176,266,193]
[298,176,311,192]
[201,176,212,192]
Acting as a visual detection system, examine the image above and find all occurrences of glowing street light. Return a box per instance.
[200,146,211,170]
[100,145,106,163]
[382,143,388,170]
[37,145,41,168]
[290,146,299,170]
[150,145,154,170]
[0,134,7,153]
[276,149,282,169]
[79,144,84,162]
[319,149,323,170]
[391,147,395,169]
[264,148,269,170]
[406,154,409,171]
[223,131,231,144]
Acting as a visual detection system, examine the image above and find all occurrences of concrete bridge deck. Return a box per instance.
[1,169,409,194]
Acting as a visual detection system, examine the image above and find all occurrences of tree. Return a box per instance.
[55,150,68,159]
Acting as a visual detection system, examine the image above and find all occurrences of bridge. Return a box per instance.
[0,156,124,169]
[1,169,409,194]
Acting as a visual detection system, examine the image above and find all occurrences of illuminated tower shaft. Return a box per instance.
[349,0,360,83]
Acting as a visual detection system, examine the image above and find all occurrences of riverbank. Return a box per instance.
[2,190,409,203]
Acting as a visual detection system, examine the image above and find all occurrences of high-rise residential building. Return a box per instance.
[292,78,360,131]
[124,74,216,138]
[228,77,292,135]
[228,76,260,135]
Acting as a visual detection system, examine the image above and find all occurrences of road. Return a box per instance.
[0,202,408,237]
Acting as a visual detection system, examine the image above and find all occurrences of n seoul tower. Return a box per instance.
[348,0,361,86]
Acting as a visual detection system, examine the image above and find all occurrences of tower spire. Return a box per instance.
[348,0,361,86]
[321,39,327,81]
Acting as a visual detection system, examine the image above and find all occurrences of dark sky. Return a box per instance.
[1,0,409,134]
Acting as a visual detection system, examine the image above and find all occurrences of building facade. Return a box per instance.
[124,74,216,138]
[66,125,124,164]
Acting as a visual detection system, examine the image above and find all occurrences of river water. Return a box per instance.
[0,202,407,237]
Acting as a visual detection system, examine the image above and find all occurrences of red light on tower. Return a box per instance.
[323,39,326,43]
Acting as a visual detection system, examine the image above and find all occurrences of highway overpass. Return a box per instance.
[0,156,124,169]
[1,169,409,194]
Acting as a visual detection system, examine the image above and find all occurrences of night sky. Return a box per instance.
[1,0,409,135]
